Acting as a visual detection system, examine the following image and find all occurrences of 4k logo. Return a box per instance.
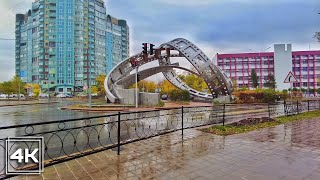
[5,137,44,175]
[10,149,39,163]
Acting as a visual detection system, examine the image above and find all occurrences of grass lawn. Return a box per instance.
[201,110,320,136]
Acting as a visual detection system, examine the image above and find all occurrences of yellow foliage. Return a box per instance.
[91,85,98,94]
[157,80,177,95]
[130,80,157,93]
[32,84,40,97]
[179,74,208,92]
[96,74,106,95]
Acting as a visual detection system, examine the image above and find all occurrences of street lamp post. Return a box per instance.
[18,76,20,101]
[135,66,138,108]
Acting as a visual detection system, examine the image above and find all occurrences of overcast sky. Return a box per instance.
[0,0,319,81]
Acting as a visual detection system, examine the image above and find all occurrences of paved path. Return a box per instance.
[15,118,320,180]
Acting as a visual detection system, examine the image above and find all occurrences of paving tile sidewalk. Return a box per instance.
[14,118,320,180]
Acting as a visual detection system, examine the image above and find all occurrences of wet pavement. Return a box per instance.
[0,100,106,127]
[13,117,320,180]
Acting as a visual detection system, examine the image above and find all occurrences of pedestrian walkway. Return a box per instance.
[15,118,320,180]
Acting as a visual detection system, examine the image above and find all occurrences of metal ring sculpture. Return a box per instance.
[104,38,233,103]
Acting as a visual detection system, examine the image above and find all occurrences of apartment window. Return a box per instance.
[292,67,296,71]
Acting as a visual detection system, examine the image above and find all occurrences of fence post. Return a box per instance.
[181,106,184,136]
[296,100,299,114]
[117,112,121,155]
[268,103,271,118]
[284,100,286,115]
[223,104,226,126]
[308,100,310,112]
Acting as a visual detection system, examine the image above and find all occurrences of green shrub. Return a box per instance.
[261,89,277,103]
[156,101,165,107]
[180,90,190,101]
[168,89,190,101]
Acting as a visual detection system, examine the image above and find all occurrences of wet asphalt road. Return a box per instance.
[0,100,106,127]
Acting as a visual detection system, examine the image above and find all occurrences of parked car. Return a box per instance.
[9,94,18,98]
[65,93,73,98]
[56,93,73,98]
[56,93,67,98]
[28,93,36,97]
[91,93,98,97]
[39,93,49,98]
[19,94,25,98]
[0,94,8,98]
[161,94,168,100]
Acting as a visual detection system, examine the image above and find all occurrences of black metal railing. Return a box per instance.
[0,100,319,178]
[284,100,320,116]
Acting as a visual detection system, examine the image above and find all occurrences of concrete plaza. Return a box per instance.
[15,117,320,180]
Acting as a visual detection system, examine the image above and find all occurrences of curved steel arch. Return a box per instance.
[104,38,233,103]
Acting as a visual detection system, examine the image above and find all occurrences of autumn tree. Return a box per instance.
[32,84,40,97]
[91,85,98,94]
[96,74,106,95]
[157,80,177,95]
[231,78,238,91]
[0,81,13,95]
[11,76,25,94]
[178,74,208,92]
[0,76,25,95]
[315,32,320,42]
[129,80,157,93]
[264,74,276,89]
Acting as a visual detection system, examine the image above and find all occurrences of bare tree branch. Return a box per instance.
[315,32,320,42]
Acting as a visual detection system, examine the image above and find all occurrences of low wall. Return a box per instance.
[139,92,160,106]
[117,88,137,105]
[214,96,231,103]
[116,89,160,106]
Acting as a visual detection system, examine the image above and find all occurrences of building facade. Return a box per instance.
[15,0,129,93]
[105,15,129,73]
[216,44,320,92]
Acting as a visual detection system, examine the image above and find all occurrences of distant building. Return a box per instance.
[106,15,130,74]
[216,44,320,93]
[15,0,129,93]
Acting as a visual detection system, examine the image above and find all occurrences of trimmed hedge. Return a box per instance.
[233,89,284,103]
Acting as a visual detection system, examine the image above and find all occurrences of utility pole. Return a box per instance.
[48,80,50,102]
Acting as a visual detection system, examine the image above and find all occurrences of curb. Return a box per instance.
[60,107,130,112]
